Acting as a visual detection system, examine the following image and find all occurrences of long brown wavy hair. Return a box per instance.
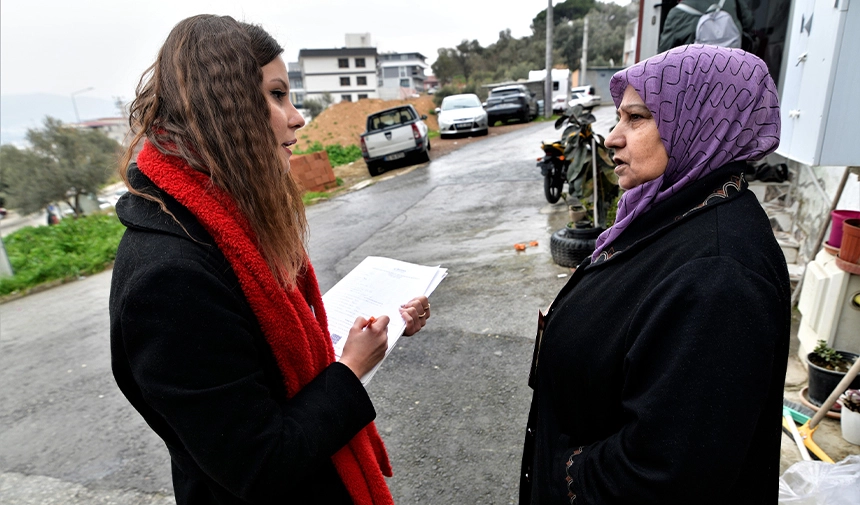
[119,15,308,287]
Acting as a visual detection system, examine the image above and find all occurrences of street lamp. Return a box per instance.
[71,87,94,123]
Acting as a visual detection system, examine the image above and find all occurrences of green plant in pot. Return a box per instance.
[807,340,860,408]
[838,389,860,445]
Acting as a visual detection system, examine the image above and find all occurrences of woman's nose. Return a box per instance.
[605,125,623,149]
[290,107,305,130]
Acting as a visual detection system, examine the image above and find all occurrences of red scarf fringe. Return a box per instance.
[137,142,393,504]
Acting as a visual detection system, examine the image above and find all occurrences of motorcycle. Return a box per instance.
[537,104,617,221]
[538,104,620,267]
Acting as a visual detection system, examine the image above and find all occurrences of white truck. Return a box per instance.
[359,105,430,176]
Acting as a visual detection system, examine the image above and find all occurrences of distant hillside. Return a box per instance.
[1,94,118,145]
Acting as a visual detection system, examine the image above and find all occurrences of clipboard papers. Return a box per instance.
[322,256,447,385]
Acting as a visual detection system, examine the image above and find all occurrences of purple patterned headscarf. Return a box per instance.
[591,45,780,261]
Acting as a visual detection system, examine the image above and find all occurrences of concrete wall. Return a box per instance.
[302,56,376,74]
[584,67,625,105]
[290,151,337,192]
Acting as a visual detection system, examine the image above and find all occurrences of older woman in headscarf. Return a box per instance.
[519,45,789,504]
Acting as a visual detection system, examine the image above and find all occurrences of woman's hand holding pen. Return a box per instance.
[340,315,390,379]
[401,295,430,336]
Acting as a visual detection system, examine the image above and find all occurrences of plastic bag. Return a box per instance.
[778,455,860,504]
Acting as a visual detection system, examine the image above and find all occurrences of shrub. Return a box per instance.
[295,142,362,167]
[0,214,126,295]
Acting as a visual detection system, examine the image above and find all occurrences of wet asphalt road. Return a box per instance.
[0,108,617,504]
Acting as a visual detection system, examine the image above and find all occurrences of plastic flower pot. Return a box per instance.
[827,210,860,249]
[841,405,860,445]
[807,351,860,407]
[839,218,860,264]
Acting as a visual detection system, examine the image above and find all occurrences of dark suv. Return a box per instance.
[484,84,538,125]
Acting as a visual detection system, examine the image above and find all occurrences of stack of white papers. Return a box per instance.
[322,256,447,384]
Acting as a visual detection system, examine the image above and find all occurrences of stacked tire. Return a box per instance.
[550,225,604,268]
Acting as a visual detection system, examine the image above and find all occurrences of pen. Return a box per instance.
[363,316,376,329]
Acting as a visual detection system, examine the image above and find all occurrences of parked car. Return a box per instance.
[568,91,601,109]
[484,84,538,125]
[567,85,601,110]
[360,104,430,177]
[435,93,489,139]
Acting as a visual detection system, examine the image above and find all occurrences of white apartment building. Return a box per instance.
[298,47,379,104]
[377,52,429,100]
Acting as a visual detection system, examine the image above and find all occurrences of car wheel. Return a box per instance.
[427,138,431,151]
[479,128,489,136]
[521,109,530,123]
[416,146,430,164]
[367,161,384,177]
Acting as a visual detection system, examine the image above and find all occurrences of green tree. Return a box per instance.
[303,98,325,119]
[0,117,120,216]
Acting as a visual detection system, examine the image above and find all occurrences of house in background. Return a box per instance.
[299,34,379,105]
[288,61,305,108]
[73,117,130,147]
[377,52,429,100]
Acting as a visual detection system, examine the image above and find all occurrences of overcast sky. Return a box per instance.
[1,0,632,103]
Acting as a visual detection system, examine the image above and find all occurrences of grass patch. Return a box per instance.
[295,141,363,167]
[0,214,126,296]
[301,191,331,205]
[427,130,440,139]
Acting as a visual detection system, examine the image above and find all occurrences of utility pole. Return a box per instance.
[545,0,553,118]
[71,87,94,124]
[580,15,589,86]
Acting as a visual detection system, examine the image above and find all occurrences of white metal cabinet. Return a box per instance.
[778,0,860,166]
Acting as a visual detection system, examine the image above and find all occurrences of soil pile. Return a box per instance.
[299,96,438,149]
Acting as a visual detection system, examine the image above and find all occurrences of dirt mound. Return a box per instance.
[299,96,438,149]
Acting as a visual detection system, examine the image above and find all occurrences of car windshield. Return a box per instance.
[441,95,481,110]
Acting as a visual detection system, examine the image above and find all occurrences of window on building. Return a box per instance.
[357,76,367,86]
[340,77,350,86]
[383,67,399,78]
[400,78,410,88]
[355,58,366,68]
[338,58,349,68]
[553,81,560,91]
[411,67,419,75]
[341,94,352,102]
[378,79,384,87]
[399,66,407,77]
[358,94,368,100]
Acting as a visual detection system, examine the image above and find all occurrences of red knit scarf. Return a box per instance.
[136,141,393,504]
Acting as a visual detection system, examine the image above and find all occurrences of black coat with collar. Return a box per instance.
[110,165,374,504]
[520,163,790,504]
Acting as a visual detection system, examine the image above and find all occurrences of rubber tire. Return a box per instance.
[416,148,430,164]
[521,109,530,124]
[367,160,384,177]
[550,226,604,268]
[478,128,489,136]
[544,174,564,204]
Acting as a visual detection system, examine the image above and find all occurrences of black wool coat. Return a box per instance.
[520,164,790,504]
[110,165,373,504]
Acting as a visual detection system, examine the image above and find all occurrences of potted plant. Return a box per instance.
[839,389,860,445]
[807,340,860,407]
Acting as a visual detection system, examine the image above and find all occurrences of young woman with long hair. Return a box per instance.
[110,15,430,505]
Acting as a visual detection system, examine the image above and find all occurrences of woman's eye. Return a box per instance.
[271,90,287,101]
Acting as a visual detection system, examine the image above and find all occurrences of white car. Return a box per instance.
[435,94,489,139]
[567,85,602,110]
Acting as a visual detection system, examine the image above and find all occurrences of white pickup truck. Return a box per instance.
[359,105,430,176]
